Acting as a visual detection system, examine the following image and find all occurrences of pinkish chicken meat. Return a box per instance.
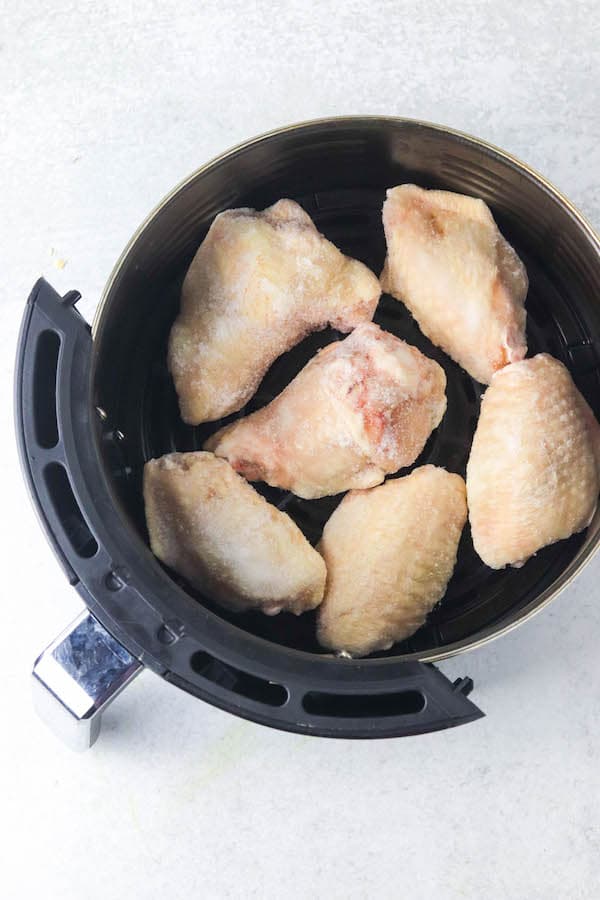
[143,451,326,615]
[381,184,528,383]
[205,322,447,499]
[168,199,380,424]
[317,465,468,656]
[467,353,600,569]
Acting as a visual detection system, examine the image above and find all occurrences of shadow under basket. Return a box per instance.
[16,117,600,747]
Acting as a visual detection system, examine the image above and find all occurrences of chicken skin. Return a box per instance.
[467,354,600,569]
[381,184,528,384]
[168,199,381,424]
[316,466,467,656]
[205,323,447,499]
[143,452,326,615]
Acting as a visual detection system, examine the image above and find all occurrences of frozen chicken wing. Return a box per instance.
[381,184,528,383]
[205,323,447,499]
[144,452,326,615]
[168,199,380,424]
[316,466,467,656]
[467,354,600,569]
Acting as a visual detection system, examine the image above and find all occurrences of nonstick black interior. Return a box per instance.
[93,119,600,659]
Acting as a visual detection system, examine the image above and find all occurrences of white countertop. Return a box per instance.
[1,2,599,897]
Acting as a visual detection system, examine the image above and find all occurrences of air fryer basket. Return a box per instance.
[17,118,600,748]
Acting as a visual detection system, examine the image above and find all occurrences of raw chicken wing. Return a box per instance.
[467,354,600,568]
[205,323,447,499]
[317,466,467,656]
[144,452,326,614]
[168,199,380,424]
[381,184,528,383]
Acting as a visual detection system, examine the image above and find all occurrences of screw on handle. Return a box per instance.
[32,610,142,751]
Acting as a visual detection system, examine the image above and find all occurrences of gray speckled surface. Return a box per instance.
[1,2,599,898]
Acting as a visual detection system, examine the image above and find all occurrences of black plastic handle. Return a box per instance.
[16,278,484,739]
[15,278,167,662]
[167,659,484,738]
[296,667,483,738]
[16,280,90,583]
